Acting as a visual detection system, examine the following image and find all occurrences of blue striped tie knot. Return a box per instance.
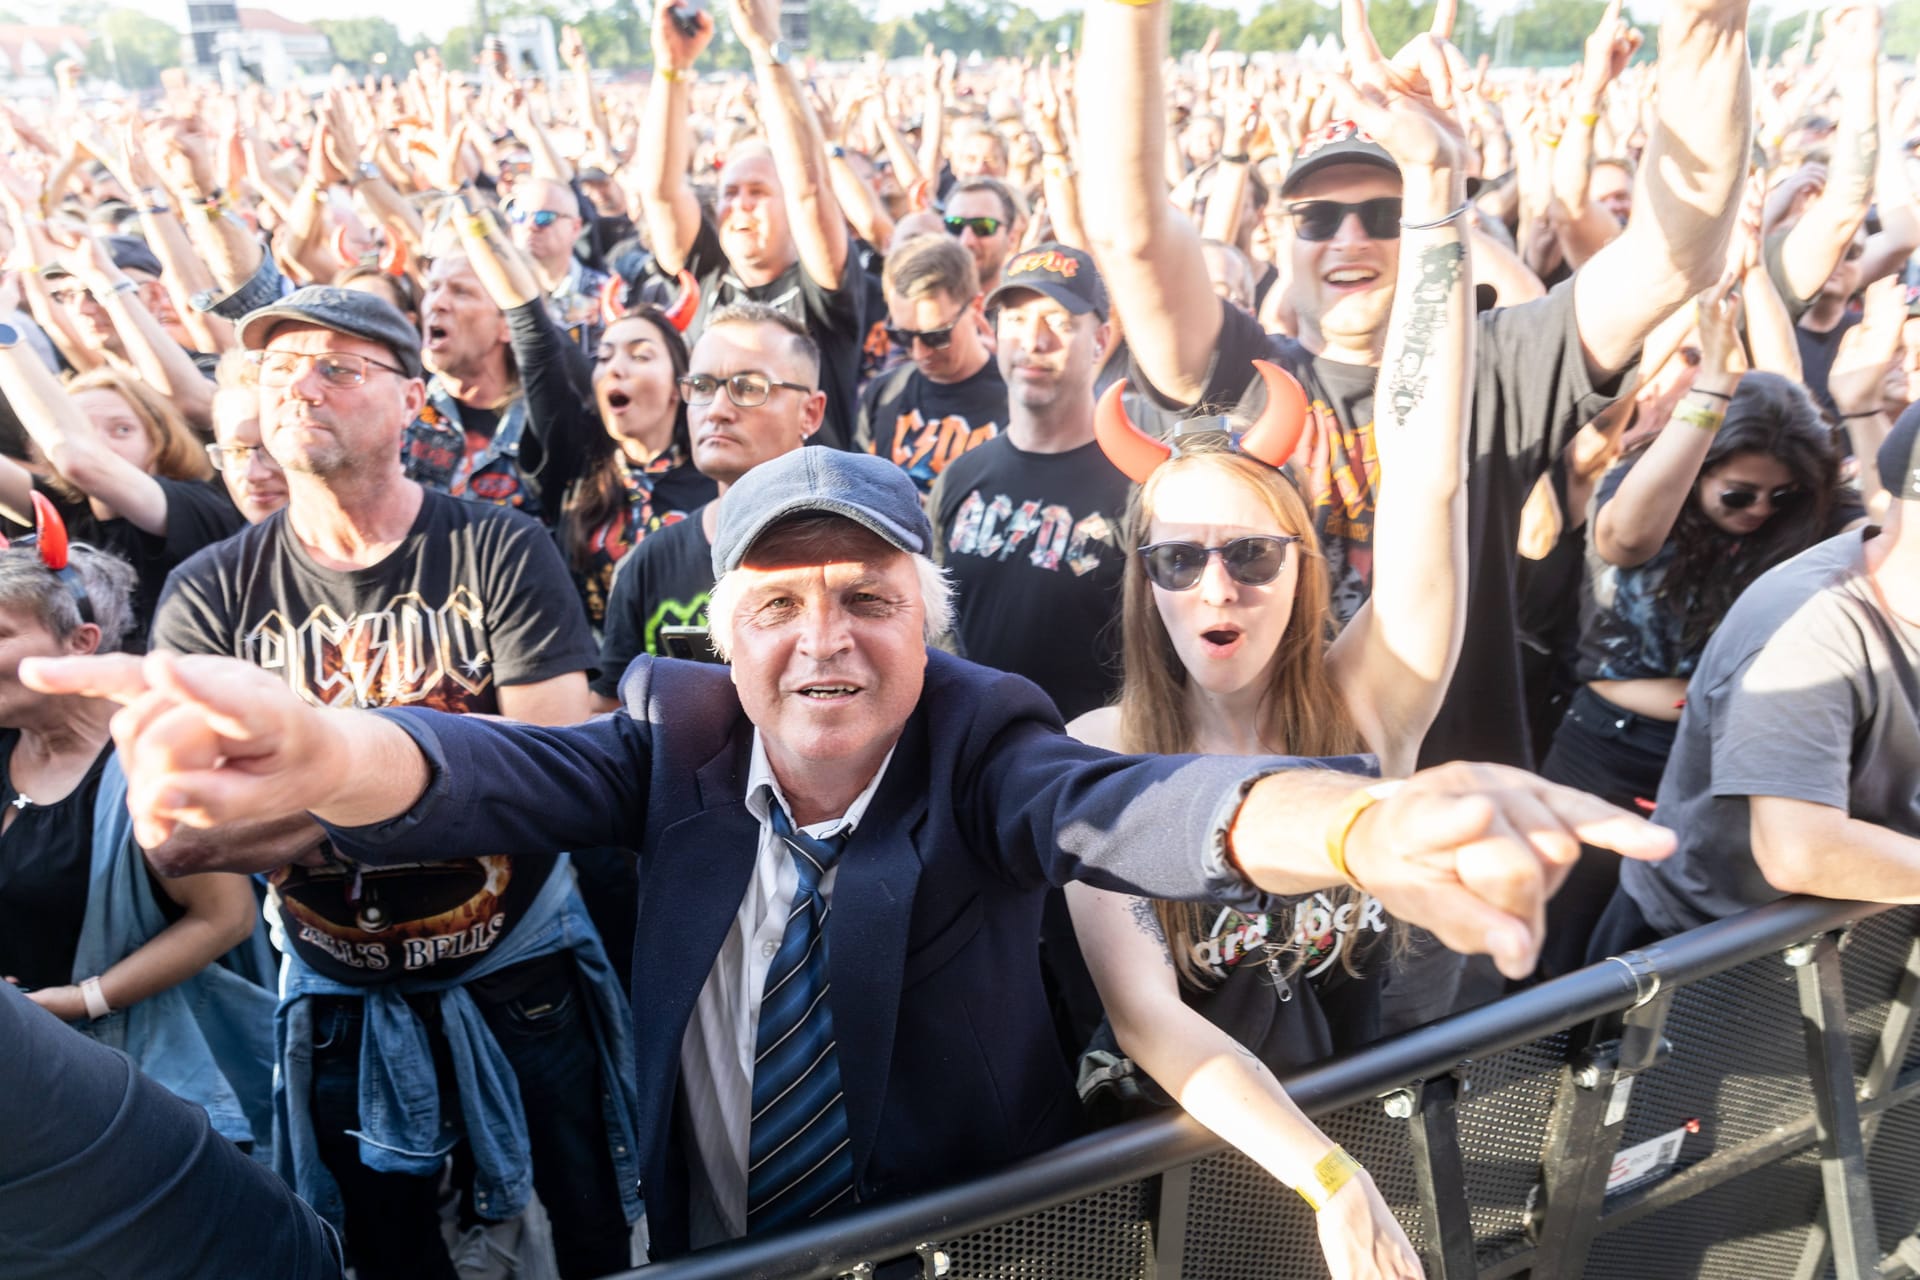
[746,806,857,1232]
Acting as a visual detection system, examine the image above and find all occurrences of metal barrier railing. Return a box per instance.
[620,895,1920,1280]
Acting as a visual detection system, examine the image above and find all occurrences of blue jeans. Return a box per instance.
[310,956,631,1280]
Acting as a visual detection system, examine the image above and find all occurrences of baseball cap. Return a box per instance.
[43,234,166,283]
[1282,121,1402,197]
[1880,403,1920,502]
[985,242,1109,321]
[237,285,425,380]
[712,448,935,577]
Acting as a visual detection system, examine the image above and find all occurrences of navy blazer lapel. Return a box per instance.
[827,709,931,1190]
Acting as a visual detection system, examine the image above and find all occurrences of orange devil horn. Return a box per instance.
[908,177,933,212]
[664,270,700,333]
[380,236,409,277]
[29,490,68,571]
[333,224,356,268]
[1237,359,1309,469]
[1093,378,1173,485]
[600,275,630,327]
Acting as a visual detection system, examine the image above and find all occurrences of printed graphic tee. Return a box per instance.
[593,503,718,701]
[855,359,1008,496]
[151,489,599,984]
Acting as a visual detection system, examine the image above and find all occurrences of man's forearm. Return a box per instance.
[754,59,848,287]
[146,812,327,877]
[639,75,699,274]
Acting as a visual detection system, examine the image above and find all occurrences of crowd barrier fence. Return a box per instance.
[619,895,1920,1280]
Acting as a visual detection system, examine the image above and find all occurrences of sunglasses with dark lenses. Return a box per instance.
[509,207,566,229]
[1718,485,1806,512]
[944,215,1003,237]
[1138,535,1301,591]
[1287,197,1404,243]
[885,303,973,351]
[676,371,813,407]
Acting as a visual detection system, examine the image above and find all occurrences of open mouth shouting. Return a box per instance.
[1322,265,1381,294]
[1198,624,1245,658]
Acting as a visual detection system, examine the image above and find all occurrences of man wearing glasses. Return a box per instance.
[855,236,1005,496]
[508,178,610,352]
[148,285,643,1280]
[594,303,825,709]
[941,177,1026,290]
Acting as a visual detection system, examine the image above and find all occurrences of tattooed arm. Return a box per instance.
[1064,881,1424,1278]
[1775,4,1879,306]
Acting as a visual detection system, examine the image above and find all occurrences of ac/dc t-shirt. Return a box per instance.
[1141,284,1632,766]
[929,436,1132,721]
[855,359,1008,496]
[151,489,599,984]
[593,503,717,700]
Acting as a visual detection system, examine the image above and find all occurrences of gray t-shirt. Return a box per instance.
[1622,530,1920,935]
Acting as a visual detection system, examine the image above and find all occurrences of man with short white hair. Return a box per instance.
[30,447,1675,1259]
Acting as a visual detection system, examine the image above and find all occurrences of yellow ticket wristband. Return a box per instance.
[1297,1146,1364,1211]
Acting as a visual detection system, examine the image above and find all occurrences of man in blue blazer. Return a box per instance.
[29,449,1674,1256]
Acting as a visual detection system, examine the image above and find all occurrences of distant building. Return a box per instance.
[215,8,332,88]
[0,25,91,92]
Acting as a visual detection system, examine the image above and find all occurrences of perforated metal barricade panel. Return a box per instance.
[1456,1033,1569,1268]
[1586,1148,1825,1280]
[930,1179,1153,1280]
[1868,1096,1920,1257]
[1840,908,1920,1075]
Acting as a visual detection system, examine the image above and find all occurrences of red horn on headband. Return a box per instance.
[1237,360,1310,469]
[663,270,700,333]
[30,490,68,571]
[600,274,630,326]
[379,236,409,277]
[1093,377,1173,484]
[333,225,357,268]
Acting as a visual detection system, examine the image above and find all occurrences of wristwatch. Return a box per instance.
[353,161,380,186]
[765,40,792,66]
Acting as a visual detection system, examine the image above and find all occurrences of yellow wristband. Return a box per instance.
[1580,112,1600,127]
[462,215,493,239]
[1296,1146,1364,1211]
[1106,0,1162,7]
[1673,401,1724,433]
[659,66,692,83]
[1325,781,1399,888]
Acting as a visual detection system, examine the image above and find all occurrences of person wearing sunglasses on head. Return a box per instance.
[1060,122,1473,1278]
[942,176,1026,288]
[1534,282,1861,978]
[594,303,827,710]
[508,178,611,354]
[855,235,1005,496]
[0,329,244,649]
[1079,0,1755,778]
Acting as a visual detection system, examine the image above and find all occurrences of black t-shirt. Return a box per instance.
[1144,284,1631,767]
[593,502,718,700]
[0,733,114,992]
[929,436,1132,721]
[855,359,1008,497]
[676,217,869,452]
[151,490,598,984]
[31,475,246,652]
[572,449,717,634]
[1796,312,1861,420]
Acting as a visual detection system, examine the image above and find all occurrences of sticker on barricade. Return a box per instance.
[1605,1120,1699,1197]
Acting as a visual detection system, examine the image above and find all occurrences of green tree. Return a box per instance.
[1504,0,1608,63]
[88,8,181,89]
[1168,1,1241,54]
[1236,0,1334,57]
[310,17,414,73]
[1880,0,1920,60]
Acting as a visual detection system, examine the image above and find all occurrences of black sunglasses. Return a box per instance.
[886,303,973,351]
[1718,485,1806,512]
[1138,536,1301,591]
[1287,197,1403,243]
[944,215,1003,237]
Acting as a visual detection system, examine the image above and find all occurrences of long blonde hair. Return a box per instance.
[1112,443,1369,988]
[59,368,212,490]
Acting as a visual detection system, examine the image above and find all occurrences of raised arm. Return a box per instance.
[64,233,215,431]
[0,335,168,533]
[1029,57,1089,252]
[1570,0,1753,380]
[1078,0,1227,404]
[1550,0,1642,268]
[1321,19,1474,779]
[727,0,851,289]
[1772,4,1879,306]
[637,3,714,276]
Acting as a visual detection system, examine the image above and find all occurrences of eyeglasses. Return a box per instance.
[886,303,973,351]
[677,371,813,407]
[509,207,568,229]
[1718,485,1805,512]
[204,442,282,472]
[944,215,1003,238]
[1287,197,1403,243]
[250,350,409,388]
[1138,535,1301,591]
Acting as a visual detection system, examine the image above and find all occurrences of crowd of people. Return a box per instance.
[2,0,1918,1275]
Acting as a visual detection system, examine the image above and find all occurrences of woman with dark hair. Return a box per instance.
[1537,284,1857,975]
[336,264,423,329]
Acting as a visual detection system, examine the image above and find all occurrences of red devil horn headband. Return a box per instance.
[1094,360,1309,485]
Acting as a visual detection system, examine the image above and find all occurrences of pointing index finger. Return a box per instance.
[1429,0,1458,42]
[19,653,151,706]
[1342,0,1388,71]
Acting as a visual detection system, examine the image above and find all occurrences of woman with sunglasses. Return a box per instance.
[0,335,244,648]
[451,199,715,630]
[1062,103,1474,1273]
[1534,283,1853,976]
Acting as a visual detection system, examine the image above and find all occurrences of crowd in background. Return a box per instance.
[2,0,1919,1275]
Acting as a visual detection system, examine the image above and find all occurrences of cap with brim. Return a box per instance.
[44,235,165,283]
[1282,121,1402,197]
[237,285,425,380]
[984,242,1109,321]
[712,449,934,578]
[1881,403,1920,502]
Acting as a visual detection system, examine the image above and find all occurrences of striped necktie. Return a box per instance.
[746,806,856,1233]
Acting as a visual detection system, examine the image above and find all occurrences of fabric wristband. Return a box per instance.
[1673,401,1724,433]
[81,974,111,1021]
[1297,1146,1364,1210]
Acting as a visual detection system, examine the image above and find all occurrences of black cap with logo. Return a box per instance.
[985,242,1109,321]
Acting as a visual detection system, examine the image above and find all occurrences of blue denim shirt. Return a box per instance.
[71,755,278,1151]
[274,856,642,1228]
